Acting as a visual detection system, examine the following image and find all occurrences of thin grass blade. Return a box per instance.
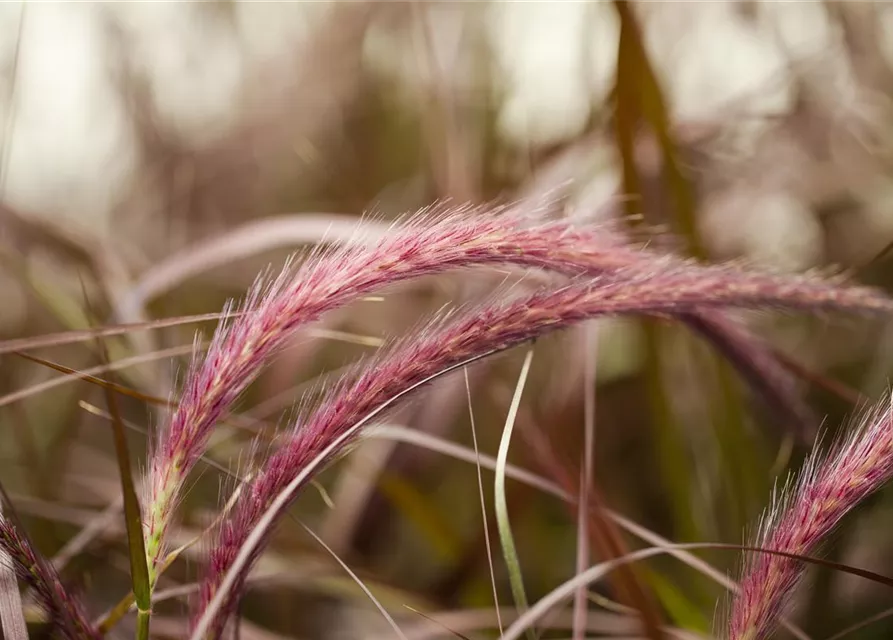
[464,368,503,635]
[91,336,151,638]
[573,325,597,640]
[13,351,174,407]
[0,311,239,356]
[299,521,408,640]
[494,347,535,640]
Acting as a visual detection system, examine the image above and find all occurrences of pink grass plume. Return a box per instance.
[728,392,893,640]
[192,266,893,637]
[142,206,677,579]
[145,204,890,586]
[145,207,614,580]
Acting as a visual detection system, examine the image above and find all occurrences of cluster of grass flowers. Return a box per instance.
[5,206,893,639]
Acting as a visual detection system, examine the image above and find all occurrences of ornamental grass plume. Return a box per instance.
[728,392,893,640]
[145,205,862,584]
[0,514,98,639]
[192,267,893,638]
[146,206,621,581]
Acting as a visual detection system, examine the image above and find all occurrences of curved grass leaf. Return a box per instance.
[494,348,535,640]
[90,335,151,639]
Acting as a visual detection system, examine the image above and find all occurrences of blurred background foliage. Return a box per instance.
[3,1,893,638]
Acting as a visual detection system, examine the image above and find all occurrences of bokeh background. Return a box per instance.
[3,2,893,638]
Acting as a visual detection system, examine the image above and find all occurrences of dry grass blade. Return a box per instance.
[368,424,564,500]
[114,213,389,324]
[770,348,866,406]
[13,350,176,408]
[500,546,686,640]
[399,607,654,640]
[299,521,409,640]
[824,605,893,640]
[403,606,473,640]
[8,326,377,411]
[0,311,239,356]
[0,345,195,409]
[53,498,122,572]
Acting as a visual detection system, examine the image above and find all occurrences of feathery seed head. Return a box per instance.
[194,266,893,636]
[727,392,893,640]
[0,515,98,639]
[143,208,660,576]
[138,204,893,624]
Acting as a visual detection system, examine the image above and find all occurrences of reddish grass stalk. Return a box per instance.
[728,393,893,640]
[0,515,98,639]
[145,207,869,581]
[192,269,893,637]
